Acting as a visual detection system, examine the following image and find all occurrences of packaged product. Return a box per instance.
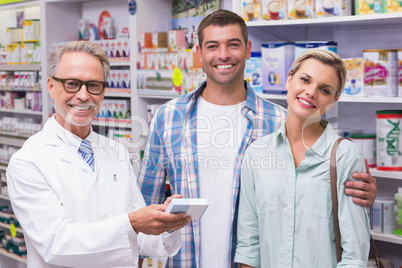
[398,49,402,96]
[287,0,313,19]
[245,52,263,93]
[343,58,364,96]
[315,0,342,17]
[294,41,337,58]
[383,0,402,12]
[261,42,295,94]
[376,110,402,171]
[262,0,286,20]
[355,0,383,14]
[241,0,261,21]
[363,49,398,97]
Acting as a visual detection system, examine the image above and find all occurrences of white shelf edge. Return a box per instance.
[257,93,402,103]
[371,232,402,245]
[0,194,10,201]
[0,135,27,147]
[0,249,27,264]
[109,60,130,67]
[370,168,402,180]
[0,164,7,171]
[257,93,287,100]
[0,64,41,71]
[246,13,402,27]
[0,108,42,115]
[104,91,131,98]
[137,90,181,100]
[92,120,132,129]
[0,0,38,10]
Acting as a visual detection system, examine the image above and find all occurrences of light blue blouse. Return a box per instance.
[235,121,370,268]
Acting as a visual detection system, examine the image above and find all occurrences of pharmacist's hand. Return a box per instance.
[344,158,377,207]
[162,194,183,210]
[129,201,191,235]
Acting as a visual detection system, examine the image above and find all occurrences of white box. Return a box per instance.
[165,198,209,220]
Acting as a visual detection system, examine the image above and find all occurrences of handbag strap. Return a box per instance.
[330,137,384,268]
[330,137,348,263]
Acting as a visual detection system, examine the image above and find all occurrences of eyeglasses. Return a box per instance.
[52,77,106,95]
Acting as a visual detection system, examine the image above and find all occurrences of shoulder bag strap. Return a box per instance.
[330,137,349,263]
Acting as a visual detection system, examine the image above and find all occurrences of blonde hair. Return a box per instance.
[288,49,346,99]
[48,41,110,81]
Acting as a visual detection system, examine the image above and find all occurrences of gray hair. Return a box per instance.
[288,49,346,99]
[47,41,110,81]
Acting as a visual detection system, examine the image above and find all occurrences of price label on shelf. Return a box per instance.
[10,223,16,237]
[172,68,183,87]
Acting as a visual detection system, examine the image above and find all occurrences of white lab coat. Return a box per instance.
[6,116,181,268]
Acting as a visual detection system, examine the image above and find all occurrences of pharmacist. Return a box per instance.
[6,41,190,268]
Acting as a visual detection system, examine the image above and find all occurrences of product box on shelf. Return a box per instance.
[138,32,153,52]
[262,0,286,20]
[287,0,313,19]
[168,30,187,52]
[242,0,261,21]
[152,32,168,52]
[314,0,342,17]
[294,41,337,58]
[355,0,383,14]
[78,19,90,40]
[6,44,21,64]
[23,19,40,41]
[261,42,294,94]
[245,52,263,93]
[383,0,402,12]
[363,49,398,97]
[343,58,364,96]
[6,27,23,44]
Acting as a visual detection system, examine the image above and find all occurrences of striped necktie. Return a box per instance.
[78,139,95,171]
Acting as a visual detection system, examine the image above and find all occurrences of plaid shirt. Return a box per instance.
[138,81,287,267]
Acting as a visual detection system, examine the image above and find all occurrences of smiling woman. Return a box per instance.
[235,49,371,268]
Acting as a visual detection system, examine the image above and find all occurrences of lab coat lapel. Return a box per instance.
[42,121,95,176]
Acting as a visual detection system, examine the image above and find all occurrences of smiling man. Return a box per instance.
[6,41,190,268]
[138,9,377,268]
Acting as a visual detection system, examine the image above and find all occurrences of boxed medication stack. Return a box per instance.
[261,42,295,94]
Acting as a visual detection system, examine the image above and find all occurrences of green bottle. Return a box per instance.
[395,187,402,236]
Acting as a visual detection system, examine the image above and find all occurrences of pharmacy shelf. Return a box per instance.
[109,59,130,67]
[92,118,132,129]
[370,169,402,180]
[0,164,6,171]
[257,93,402,104]
[104,91,131,98]
[0,222,22,234]
[371,232,402,245]
[0,194,9,201]
[137,90,182,99]
[0,249,26,264]
[0,0,38,10]
[245,13,402,28]
[0,89,41,93]
[0,135,26,147]
[0,108,42,115]
[0,64,41,71]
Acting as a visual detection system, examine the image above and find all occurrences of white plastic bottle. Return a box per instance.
[395,187,402,236]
